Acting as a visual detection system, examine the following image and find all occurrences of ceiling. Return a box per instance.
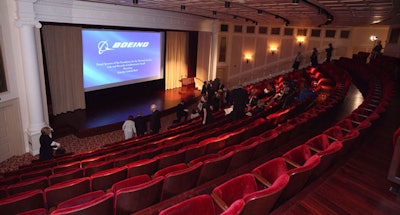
[81,0,400,27]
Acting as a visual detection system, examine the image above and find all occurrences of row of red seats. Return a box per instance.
[157,59,390,214]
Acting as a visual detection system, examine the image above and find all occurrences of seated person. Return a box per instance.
[190,108,200,119]
[39,126,62,161]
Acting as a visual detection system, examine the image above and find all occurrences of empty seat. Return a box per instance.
[113,153,140,168]
[44,177,91,209]
[0,189,45,215]
[57,190,105,209]
[126,158,159,178]
[81,155,107,168]
[84,160,114,177]
[159,194,244,215]
[52,161,81,174]
[161,162,202,200]
[181,144,207,163]
[220,140,258,172]
[153,163,188,178]
[199,137,224,154]
[196,152,234,185]
[254,129,279,158]
[7,176,49,196]
[114,176,164,215]
[50,192,113,215]
[155,150,186,170]
[19,168,52,181]
[49,168,84,186]
[17,208,48,215]
[90,167,127,191]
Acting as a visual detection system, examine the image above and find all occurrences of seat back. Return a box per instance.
[111,174,151,193]
[113,153,140,168]
[84,160,114,177]
[126,158,159,178]
[212,174,258,207]
[197,152,234,185]
[159,194,216,215]
[19,168,52,181]
[49,168,84,186]
[57,190,105,209]
[181,144,207,163]
[7,176,49,196]
[44,177,91,209]
[252,157,289,184]
[90,167,127,191]
[50,192,113,215]
[161,162,202,200]
[114,176,164,215]
[241,174,290,215]
[53,161,81,174]
[155,150,186,170]
[153,163,187,178]
[0,189,44,215]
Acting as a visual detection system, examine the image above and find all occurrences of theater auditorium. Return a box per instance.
[0,0,399,214]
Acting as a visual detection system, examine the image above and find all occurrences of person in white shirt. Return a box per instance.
[122,115,136,140]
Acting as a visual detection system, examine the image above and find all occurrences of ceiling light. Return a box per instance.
[132,0,138,4]
[213,11,217,16]
[258,9,263,14]
[292,0,300,3]
[181,5,185,10]
[225,1,230,8]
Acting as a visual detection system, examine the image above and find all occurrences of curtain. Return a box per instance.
[41,25,85,115]
[165,31,188,90]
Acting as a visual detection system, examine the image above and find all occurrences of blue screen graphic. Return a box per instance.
[82,29,164,92]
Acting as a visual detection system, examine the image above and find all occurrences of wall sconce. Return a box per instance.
[270,47,277,55]
[370,35,378,41]
[244,55,252,64]
[297,36,305,46]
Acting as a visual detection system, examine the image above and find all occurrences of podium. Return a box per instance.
[180,77,195,91]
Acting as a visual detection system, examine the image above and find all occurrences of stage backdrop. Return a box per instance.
[41,25,190,115]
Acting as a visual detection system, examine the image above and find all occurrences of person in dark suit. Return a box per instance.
[134,112,146,137]
[175,100,188,122]
[149,104,161,134]
[325,43,333,62]
[230,85,248,120]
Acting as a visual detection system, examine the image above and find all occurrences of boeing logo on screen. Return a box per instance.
[98,41,114,54]
[97,41,150,55]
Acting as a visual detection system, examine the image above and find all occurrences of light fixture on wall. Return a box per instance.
[370,35,378,41]
[270,46,277,55]
[244,54,252,64]
[297,36,305,46]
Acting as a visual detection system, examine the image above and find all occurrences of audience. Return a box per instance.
[122,115,136,140]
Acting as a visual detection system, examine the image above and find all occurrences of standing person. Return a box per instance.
[122,115,136,140]
[310,48,318,67]
[149,104,161,134]
[292,52,302,70]
[371,40,383,60]
[134,112,146,137]
[200,95,215,125]
[39,126,61,161]
[325,43,333,62]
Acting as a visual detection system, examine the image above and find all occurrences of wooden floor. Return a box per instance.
[134,81,400,214]
[272,83,400,214]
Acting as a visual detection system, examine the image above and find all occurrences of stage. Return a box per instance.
[49,87,201,138]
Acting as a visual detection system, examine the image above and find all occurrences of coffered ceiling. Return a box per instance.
[81,0,400,27]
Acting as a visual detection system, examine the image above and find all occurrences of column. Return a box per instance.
[16,0,46,155]
[210,20,219,80]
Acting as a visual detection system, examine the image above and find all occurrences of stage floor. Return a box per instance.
[50,87,201,138]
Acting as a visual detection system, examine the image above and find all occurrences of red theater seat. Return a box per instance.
[159,194,244,215]
[90,167,127,191]
[57,190,105,209]
[19,168,52,181]
[161,162,202,200]
[114,176,164,214]
[50,192,113,215]
[17,208,48,215]
[126,158,159,178]
[7,176,49,196]
[44,177,91,209]
[196,152,234,185]
[155,150,186,170]
[52,161,81,174]
[0,189,45,215]
[180,144,207,163]
[84,160,114,177]
[113,153,140,168]
[49,168,84,186]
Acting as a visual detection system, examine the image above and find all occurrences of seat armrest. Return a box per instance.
[211,192,228,211]
[252,173,272,187]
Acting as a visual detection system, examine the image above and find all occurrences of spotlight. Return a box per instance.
[181,5,185,10]
[213,11,217,16]
[292,0,299,3]
[257,9,263,14]
[225,1,230,8]
[132,0,138,4]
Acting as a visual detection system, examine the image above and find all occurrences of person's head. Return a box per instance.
[329,43,332,47]
[150,104,157,112]
[377,40,381,45]
[41,127,52,136]
[128,115,134,120]
[137,112,142,117]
